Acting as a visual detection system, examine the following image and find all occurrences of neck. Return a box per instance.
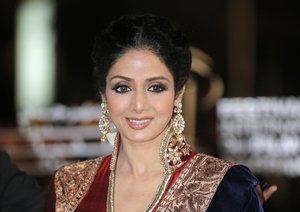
[110,124,175,177]
[116,136,163,177]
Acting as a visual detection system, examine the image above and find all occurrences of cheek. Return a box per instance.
[107,98,126,116]
[107,102,126,128]
[156,96,174,117]
[105,91,125,118]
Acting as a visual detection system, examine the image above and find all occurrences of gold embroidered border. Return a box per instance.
[54,157,104,212]
[157,153,232,212]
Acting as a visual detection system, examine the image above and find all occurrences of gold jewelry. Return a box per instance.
[98,102,110,142]
[167,101,191,169]
[172,102,185,135]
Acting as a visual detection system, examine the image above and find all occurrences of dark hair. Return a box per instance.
[91,14,191,96]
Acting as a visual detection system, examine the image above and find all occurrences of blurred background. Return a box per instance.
[1,0,300,211]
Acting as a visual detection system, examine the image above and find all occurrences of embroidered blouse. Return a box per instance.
[43,152,263,212]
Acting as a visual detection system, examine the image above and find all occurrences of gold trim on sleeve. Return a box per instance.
[54,157,104,212]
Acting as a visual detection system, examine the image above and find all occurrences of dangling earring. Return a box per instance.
[167,101,191,169]
[172,102,185,137]
[98,102,110,142]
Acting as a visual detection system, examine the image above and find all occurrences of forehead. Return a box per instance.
[107,49,174,80]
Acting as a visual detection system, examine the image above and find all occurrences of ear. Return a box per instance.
[175,86,186,104]
[100,92,107,103]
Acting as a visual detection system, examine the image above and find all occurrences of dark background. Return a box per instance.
[1,0,300,211]
[1,0,300,123]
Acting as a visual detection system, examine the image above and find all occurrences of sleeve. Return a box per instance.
[207,164,264,212]
[0,150,46,212]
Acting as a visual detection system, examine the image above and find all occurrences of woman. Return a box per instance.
[44,14,274,211]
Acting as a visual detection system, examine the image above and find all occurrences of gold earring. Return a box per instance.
[98,102,110,142]
[167,101,191,169]
[172,102,185,136]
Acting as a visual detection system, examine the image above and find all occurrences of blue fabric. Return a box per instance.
[207,165,264,212]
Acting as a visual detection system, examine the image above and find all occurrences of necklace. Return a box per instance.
[107,125,174,212]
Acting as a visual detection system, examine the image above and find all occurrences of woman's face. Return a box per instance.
[104,49,176,144]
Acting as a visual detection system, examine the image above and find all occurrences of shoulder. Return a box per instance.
[191,153,233,175]
[0,150,9,161]
[190,154,258,187]
[53,155,108,211]
[221,164,262,202]
[157,153,233,211]
[0,150,15,172]
[55,156,106,177]
[225,164,260,186]
[0,150,45,211]
[173,153,234,191]
[207,164,263,212]
[54,155,108,187]
[0,151,22,186]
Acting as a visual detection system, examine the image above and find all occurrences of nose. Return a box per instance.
[131,90,148,113]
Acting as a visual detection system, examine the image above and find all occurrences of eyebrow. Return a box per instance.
[109,75,133,81]
[146,76,169,82]
[109,75,170,82]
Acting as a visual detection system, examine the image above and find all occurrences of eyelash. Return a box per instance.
[148,84,167,93]
[112,84,131,93]
[112,83,167,94]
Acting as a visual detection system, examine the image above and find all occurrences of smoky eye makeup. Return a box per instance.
[148,83,168,93]
[111,83,132,93]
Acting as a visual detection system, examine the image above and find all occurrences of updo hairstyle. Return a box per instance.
[91,14,191,96]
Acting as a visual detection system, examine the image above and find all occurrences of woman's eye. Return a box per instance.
[148,84,166,93]
[112,85,131,93]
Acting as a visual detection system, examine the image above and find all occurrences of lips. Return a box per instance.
[126,117,152,130]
